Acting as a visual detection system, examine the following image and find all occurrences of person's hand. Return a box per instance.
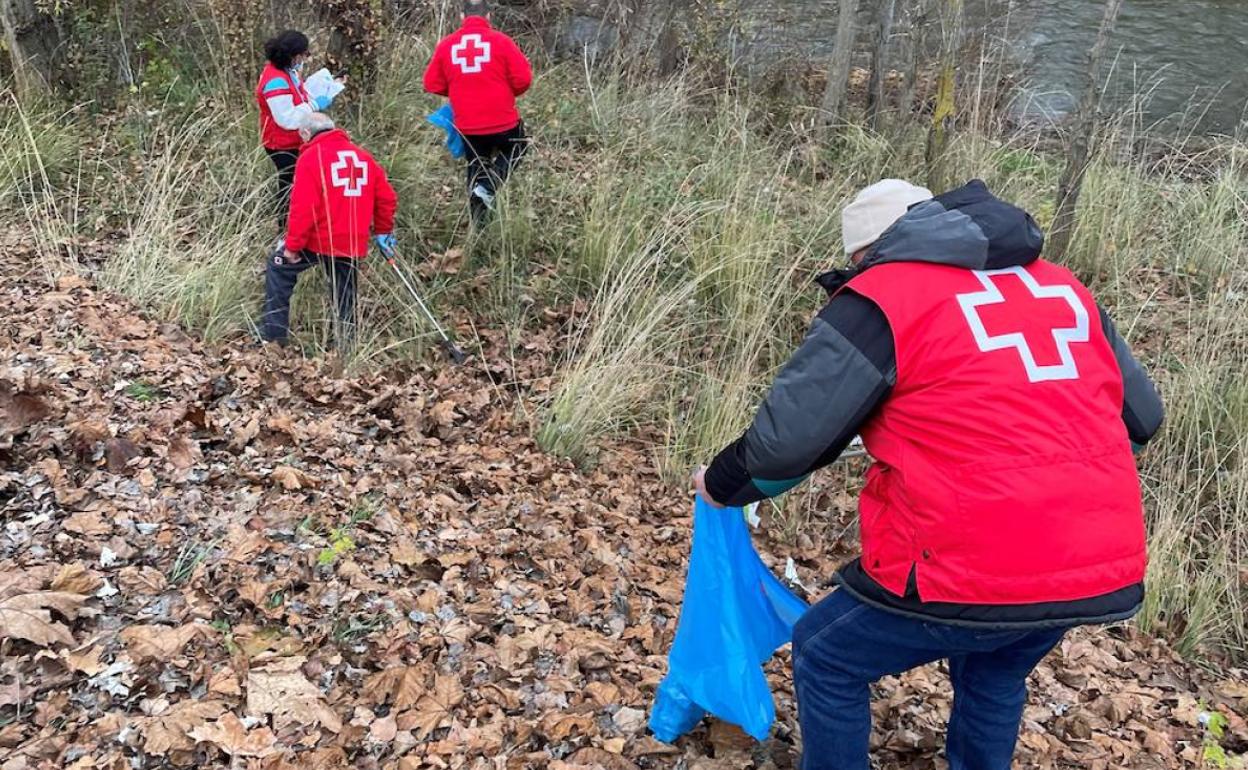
[693,466,725,508]
[283,248,302,264]
[374,233,397,258]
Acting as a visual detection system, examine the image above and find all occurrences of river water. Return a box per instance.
[731,0,1248,134]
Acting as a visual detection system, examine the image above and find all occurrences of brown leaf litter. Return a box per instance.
[0,252,1244,769]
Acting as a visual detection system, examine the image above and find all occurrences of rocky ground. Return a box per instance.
[1,243,1246,770]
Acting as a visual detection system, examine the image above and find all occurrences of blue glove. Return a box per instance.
[314,95,332,110]
[374,233,397,257]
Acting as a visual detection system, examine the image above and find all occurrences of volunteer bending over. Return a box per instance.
[256,30,343,220]
[695,179,1164,770]
[259,113,397,349]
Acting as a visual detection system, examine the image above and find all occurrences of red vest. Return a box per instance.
[846,260,1147,605]
[256,63,308,151]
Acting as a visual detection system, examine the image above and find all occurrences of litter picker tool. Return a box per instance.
[376,243,467,364]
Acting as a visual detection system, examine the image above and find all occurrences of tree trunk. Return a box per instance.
[617,0,684,76]
[0,0,63,99]
[818,0,860,137]
[923,0,962,193]
[1047,0,1124,261]
[896,0,927,121]
[320,0,381,86]
[865,0,897,130]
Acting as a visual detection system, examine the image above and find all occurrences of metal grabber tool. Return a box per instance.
[376,243,468,364]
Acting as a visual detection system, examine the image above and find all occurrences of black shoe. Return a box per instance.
[469,197,491,227]
[471,184,496,210]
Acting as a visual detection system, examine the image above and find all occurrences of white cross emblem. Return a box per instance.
[451,33,491,74]
[956,266,1090,383]
[330,150,368,198]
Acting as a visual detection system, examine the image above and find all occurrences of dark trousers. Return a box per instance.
[463,122,528,218]
[791,589,1067,770]
[259,251,358,347]
[267,148,299,224]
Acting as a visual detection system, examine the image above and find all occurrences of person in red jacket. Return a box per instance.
[423,0,533,223]
[255,30,342,222]
[259,113,398,348]
[694,179,1164,769]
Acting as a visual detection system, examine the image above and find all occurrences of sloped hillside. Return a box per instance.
[1,245,1245,769]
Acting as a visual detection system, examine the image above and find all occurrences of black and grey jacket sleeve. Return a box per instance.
[1098,307,1164,447]
[704,292,897,507]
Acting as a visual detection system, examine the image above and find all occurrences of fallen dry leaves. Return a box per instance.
[0,250,1244,770]
[136,699,229,754]
[367,665,430,712]
[0,590,87,646]
[189,711,279,757]
[398,674,465,739]
[119,623,202,663]
[246,656,343,733]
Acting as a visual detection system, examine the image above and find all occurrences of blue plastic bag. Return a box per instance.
[649,496,808,743]
[427,104,466,159]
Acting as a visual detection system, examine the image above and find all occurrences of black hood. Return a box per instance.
[818,180,1045,294]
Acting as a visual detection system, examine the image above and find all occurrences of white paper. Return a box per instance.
[784,557,810,592]
[304,68,345,104]
[744,502,761,529]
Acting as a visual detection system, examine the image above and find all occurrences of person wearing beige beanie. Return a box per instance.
[841,178,933,259]
[694,179,1163,769]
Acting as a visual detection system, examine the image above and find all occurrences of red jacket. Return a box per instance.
[423,16,532,135]
[846,259,1147,605]
[256,63,308,151]
[285,129,397,258]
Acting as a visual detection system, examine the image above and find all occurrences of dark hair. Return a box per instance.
[264,30,310,70]
[463,0,489,17]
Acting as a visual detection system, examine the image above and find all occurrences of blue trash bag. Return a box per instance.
[426,104,466,159]
[649,495,809,743]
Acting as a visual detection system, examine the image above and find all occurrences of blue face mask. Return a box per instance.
[291,60,305,73]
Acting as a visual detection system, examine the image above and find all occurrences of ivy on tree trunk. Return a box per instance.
[924,0,962,193]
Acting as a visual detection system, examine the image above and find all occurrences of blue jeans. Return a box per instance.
[792,589,1067,770]
[259,251,358,347]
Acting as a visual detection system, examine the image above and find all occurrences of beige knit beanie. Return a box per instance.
[841,179,933,255]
